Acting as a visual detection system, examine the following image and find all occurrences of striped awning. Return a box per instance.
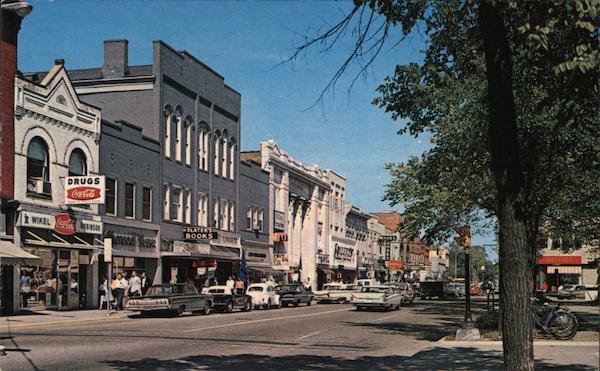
[546,266,582,274]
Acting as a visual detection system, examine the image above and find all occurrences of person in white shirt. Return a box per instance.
[128,271,142,297]
[113,273,128,310]
[226,276,235,291]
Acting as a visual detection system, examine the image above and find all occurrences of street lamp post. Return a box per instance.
[454,226,479,340]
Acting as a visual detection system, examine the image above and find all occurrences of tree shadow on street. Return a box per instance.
[343,320,457,341]
[102,347,597,370]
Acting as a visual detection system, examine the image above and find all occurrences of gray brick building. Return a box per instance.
[48,39,242,286]
[238,159,278,282]
[98,119,161,286]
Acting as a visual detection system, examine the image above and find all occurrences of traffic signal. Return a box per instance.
[454,226,471,248]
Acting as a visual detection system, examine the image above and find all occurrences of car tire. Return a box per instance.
[307,299,312,306]
[282,303,288,308]
[242,300,252,312]
[225,301,234,313]
[266,300,271,310]
[203,303,212,315]
[175,305,185,317]
[356,306,363,311]
[294,301,299,307]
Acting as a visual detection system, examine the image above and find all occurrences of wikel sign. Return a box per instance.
[65,176,105,205]
[20,211,103,236]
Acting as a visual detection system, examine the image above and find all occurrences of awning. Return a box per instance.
[0,240,40,265]
[547,266,582,274]
[318,268,335,275]
[24,230,96,250]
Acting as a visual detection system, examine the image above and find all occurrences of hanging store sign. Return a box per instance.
[182,227,217,241]
[379,235,397,242]
[386,259,404,271]
[20,211,103,235]
[274,211,285,231]
[536,256,582,265]
[65,176,105,205]
[334,243,354,262]
[192,259,217,268]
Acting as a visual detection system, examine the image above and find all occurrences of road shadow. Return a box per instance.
[344,320,457,341]
[575,311,600,332]
[102,347,597,370]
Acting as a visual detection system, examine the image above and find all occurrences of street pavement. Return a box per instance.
[0,300,597,370]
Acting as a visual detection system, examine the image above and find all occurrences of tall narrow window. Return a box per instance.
[164,113,171,158]
[106,178,117,216]
[171,186,182,222]
[142,186,152,221]
[221,199,227,230]
[125,182,135,218]
[175,116,182,162]
[213,198,219,227]
[185,188,191,224]
[197,193,208,227]
[221,137,228,178]
[214,136,220,175]
[163,184,170,220]
[229,142,235,180]
[258,209,264,232]
[185,122,192,166]
[68,149,87,176]
[246,207,252,229]
[26,137,50,194]
[229,202,235,231]
[198,131,205,170]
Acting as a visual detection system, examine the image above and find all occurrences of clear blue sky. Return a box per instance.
[18,0,496,251]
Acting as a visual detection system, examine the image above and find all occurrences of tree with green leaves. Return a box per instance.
[290,1,599,369]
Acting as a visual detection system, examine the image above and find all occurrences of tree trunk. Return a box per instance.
[479,1,534,370]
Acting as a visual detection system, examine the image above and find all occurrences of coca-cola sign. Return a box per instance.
[54,213,76,235]
[65,176,105,205]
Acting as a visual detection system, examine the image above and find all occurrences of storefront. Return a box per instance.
[243,242,283,283]
[331,236,357,283]
[17,210,102,310]
[536,255,583,292]
[161,228,241,287]
[100,222,160,285]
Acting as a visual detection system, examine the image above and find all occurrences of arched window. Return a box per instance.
[229,138,236,180]
[184,118,193,166]
[164,107,173,159]
[198,129,209,171]
[27,137,50,193]
[68,149,87,176]
[213,132,220,176]
[221,137,228,178]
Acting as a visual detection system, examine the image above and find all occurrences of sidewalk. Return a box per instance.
[0,309,130,330]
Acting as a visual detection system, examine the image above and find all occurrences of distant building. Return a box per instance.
[421,248,449,281]
[536,240,599,292]
[345,206,372,280]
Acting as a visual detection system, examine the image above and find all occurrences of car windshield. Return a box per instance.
[208,288,227,294]
[323,285,341,290]
[146,285,184,296]
[361,286,392,294]
[248,286,263,292]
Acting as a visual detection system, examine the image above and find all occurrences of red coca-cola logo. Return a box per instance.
[54,214,76,235]
[67,187,101,201]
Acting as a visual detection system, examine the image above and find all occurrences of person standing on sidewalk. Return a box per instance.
[113,273,128,310]
[140,272,151,295]
[127,271,142,298]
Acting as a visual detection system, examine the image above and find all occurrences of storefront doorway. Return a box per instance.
[1,265,15,314]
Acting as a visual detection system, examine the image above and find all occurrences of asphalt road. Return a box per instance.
[1,300,597,370]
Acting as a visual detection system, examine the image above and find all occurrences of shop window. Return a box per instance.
[142,186,152,221]
[26,137,51,195]
[68,149,87,176]
[105,177,117,216]
[125,182,135,218]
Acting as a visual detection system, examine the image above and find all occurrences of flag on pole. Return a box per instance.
[297,255,302,283]
[240,251,248,284]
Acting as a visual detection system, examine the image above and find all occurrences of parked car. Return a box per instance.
[419,281,448,299]
[207,285,252,312]
[558,285,598,301]
[275,284,313,307]
[446,283,464,299]
[125,283,213,316]
[351,285,403,311]
[313,283,359,304]
[246,283,280,309]
[355,278,379,287]
[393,282,415,304]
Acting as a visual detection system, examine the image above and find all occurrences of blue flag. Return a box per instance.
[297,255,302,283]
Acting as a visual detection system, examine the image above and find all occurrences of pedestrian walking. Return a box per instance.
[113,273,128,310]
[127,271,142,297]
[99,275,114,310]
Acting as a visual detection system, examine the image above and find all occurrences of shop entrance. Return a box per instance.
[1,265,15,314]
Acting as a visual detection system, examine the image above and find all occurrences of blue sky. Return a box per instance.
[18,1,496,251]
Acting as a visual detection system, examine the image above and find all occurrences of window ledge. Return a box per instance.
[26,192,52,200]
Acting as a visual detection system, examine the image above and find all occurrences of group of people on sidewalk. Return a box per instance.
[99,271,151,311]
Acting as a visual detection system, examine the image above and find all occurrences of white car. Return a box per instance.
[351,285,403,311]
[313,283,359,304]
[246,283,280,309]
[355,279,379,287]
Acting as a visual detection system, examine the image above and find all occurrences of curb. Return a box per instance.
[0,313,129,330]
[437,339,599,347]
